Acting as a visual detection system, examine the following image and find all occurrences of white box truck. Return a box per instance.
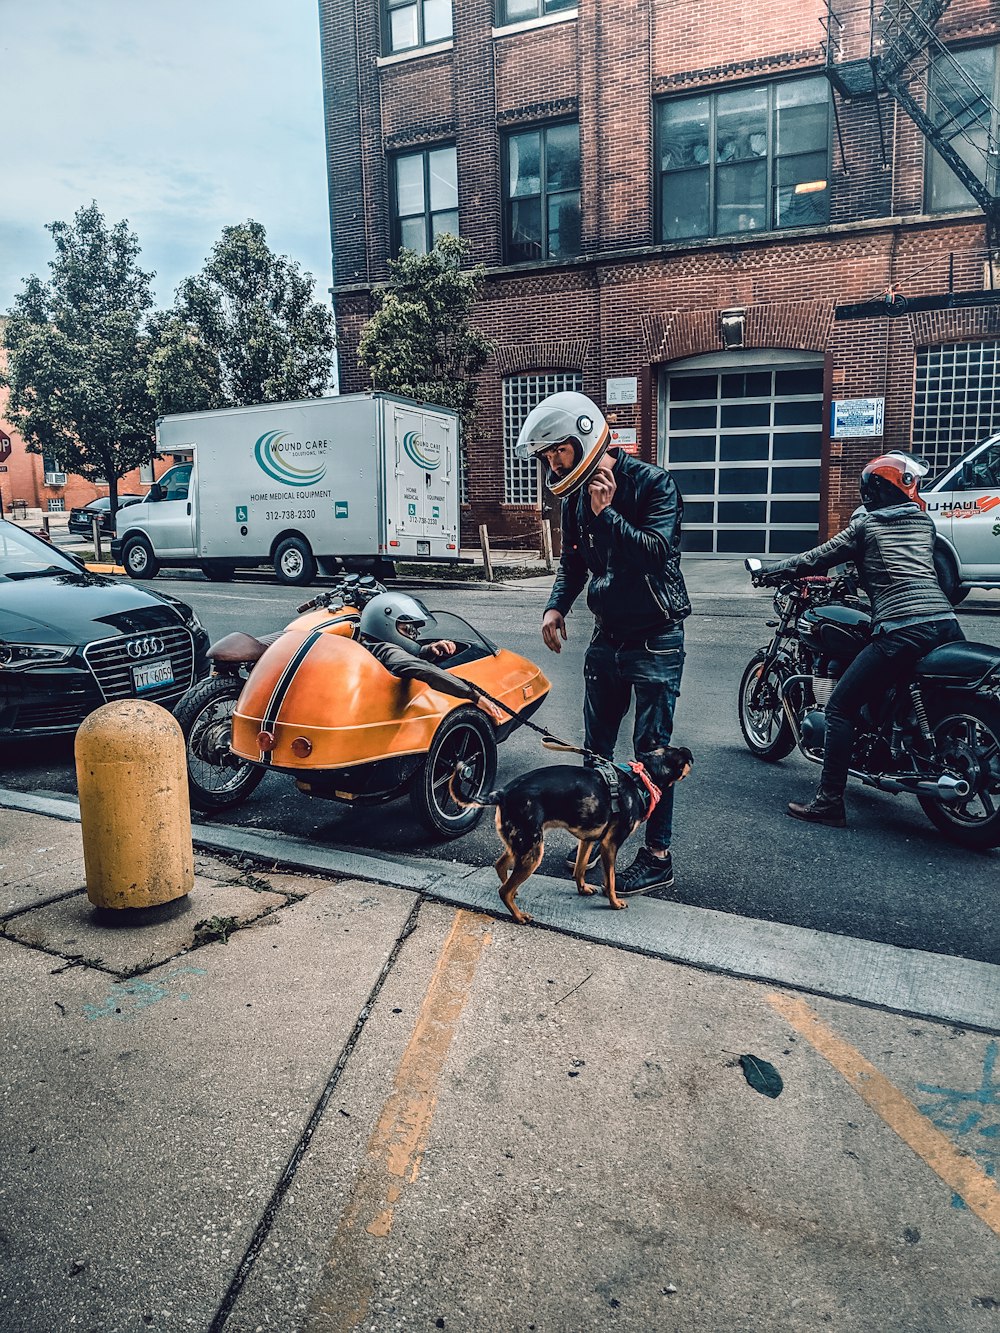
[112,393,461,585]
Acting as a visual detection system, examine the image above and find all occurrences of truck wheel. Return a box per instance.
[200,560,236,582]
[273,536,316,586]
[174,675,265,812]
[934,548,969,606]
[410,707,497,838]
[122,536,159,580]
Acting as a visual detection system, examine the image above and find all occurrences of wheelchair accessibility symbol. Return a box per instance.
[235,505,248,523]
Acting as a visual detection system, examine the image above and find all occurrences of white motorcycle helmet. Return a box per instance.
[359,592,439,651]
[514,391,611,498]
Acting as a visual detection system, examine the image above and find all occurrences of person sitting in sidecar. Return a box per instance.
[358,592,506,725]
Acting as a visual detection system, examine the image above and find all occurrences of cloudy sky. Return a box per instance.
[0,1,332,313]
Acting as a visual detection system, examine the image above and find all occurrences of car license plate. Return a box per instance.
[132,658,174,692]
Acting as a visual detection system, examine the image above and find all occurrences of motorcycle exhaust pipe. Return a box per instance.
[853,771,972,802]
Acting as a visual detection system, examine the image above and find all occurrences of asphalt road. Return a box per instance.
[4,574,999,966]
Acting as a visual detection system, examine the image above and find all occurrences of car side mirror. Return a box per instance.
[745,557,763,573]
[148,482,163,502]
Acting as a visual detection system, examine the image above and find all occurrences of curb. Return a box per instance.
[3,786,997,1034]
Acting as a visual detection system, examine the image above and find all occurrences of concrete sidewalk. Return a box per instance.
[1,804,998,1332]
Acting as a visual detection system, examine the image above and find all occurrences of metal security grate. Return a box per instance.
[83,625,195,704]
[914,341,1000,479]
[502,371,583,504]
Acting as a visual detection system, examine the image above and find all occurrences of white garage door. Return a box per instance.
[659,355,824,555]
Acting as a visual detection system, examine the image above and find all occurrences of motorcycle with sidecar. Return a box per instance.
[174,574,551,837]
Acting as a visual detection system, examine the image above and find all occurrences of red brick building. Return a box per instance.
[321,0,1000,554]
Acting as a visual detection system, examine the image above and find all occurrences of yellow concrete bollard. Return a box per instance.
[75,699,194,909]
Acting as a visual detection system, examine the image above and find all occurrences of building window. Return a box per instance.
[497,0,576,23]
[503,122,581,263]
[925,45,999,212]
[503,371,582,504]
[391,146,458,256]
[913,341,1000,476]
[656,76,830,241]
[47,498,66,512]
[383,0,452,54]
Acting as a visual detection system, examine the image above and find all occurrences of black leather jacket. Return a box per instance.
[763,503,955,629]
[546,450,691,638]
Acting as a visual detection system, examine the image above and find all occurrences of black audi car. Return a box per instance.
[67,494,143,537]
[0,521,209,740]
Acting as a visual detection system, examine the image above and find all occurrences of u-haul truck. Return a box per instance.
[112,393,461,585]
[922,432,1000,603]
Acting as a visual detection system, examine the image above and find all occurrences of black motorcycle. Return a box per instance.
[738,558,1000,848]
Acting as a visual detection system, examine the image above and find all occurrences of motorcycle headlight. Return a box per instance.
[0,641,75,670]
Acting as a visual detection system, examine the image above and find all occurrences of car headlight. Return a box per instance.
[0,642,75,670]
[175,601,205,635]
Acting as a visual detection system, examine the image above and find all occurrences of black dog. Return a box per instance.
[453,745,693,924]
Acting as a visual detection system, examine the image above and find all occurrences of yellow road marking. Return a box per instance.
[767,993,1000,1236]
[305,909,492,1332]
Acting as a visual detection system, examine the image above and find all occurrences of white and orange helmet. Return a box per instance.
[514,391,611,498]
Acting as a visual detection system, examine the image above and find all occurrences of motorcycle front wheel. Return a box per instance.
[918,693,1000,849]
[174,675,266,812]
[738,653,796,762]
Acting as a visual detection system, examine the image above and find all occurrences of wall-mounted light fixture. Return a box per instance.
[719,308,746,349]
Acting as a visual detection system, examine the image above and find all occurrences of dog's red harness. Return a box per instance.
[627,761,661,821]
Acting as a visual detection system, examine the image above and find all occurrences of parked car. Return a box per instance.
[67,494,143,538]
[0,520,209,740]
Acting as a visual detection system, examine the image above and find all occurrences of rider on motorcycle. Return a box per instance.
[756,450,965,827]
[358,593,505,724]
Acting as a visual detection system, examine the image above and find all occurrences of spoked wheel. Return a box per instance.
[410,707,497,838]
[174,675,265,812]
[918,695,1000,849]
[738,653,796,762]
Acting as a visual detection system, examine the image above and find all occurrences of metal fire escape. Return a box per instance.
[824,0,1000,254]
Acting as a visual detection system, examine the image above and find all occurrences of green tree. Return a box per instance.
[356,234,491,442]
[150,221,336,411]
[1,202,158,517]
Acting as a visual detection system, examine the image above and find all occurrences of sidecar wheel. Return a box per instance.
[174,675,265,812]
[738,653,796,761]
[410,707,497,839]
[917,694,1000,849]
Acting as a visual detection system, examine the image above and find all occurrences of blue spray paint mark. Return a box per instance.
[83,966,207,1022]
[915,1041,999,1209]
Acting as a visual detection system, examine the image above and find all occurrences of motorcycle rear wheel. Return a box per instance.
[175,675,265,812]
[738,653,796,762]
[917,693,1000,849]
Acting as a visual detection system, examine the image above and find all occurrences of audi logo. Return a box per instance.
[126,636,166,660]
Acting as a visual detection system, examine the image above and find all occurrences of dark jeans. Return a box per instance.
[822,618,965,794]
[583,623,685,851]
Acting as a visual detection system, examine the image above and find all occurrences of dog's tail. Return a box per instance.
[447,767,501,810]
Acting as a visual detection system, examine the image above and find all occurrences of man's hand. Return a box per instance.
[423,639,457,660]
[542,609,567,654]
[587,463,616,516]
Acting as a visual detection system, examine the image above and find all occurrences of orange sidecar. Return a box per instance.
[176,597,550,838]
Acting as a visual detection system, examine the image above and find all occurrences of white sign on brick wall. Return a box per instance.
[831,397,884,438]
[606,377,638,405]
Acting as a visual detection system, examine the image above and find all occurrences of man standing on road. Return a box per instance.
[516,391,690,894]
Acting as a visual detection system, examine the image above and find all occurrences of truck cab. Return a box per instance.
[923,433,1000,601]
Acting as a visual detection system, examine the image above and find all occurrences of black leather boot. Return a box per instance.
[787,786,847,828]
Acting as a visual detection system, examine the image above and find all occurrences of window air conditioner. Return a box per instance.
[44,472,68,486]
